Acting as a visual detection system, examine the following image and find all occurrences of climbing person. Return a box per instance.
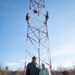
[33,9,40,16]
[44,11,49,24]
[26,13,30,25]
[39,63,49,75]
[26,56,40,75]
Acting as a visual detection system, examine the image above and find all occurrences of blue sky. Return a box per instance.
[0,0,75,70]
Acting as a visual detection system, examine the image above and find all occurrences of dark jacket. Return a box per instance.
[26,62,39,75]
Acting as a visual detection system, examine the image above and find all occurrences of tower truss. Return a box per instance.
[25,0,52,74]
[29,0,45,10]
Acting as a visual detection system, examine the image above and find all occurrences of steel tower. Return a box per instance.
[25,0,52,74]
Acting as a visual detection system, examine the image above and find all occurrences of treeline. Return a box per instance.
[0,65,75,75]
[0,69,75,75]
[51,70,75,75]
[0,70,24,75]
[0,66,24,75]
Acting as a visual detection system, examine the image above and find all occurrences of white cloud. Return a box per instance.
[7,63,20,66]
[51,43,75,69]
[51,44,75,57]
[21,59,25,62]
[21,59,30,62]
[62,61,75,68]
[52,60,75,70]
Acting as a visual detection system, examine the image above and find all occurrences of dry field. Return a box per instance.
[0,69,75,75]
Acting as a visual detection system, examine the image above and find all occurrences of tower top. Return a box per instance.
[29,0,45,14]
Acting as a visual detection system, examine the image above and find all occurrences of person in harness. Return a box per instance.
[44,11,49,24]
[33,9,40,16]
[26,13,30,25]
